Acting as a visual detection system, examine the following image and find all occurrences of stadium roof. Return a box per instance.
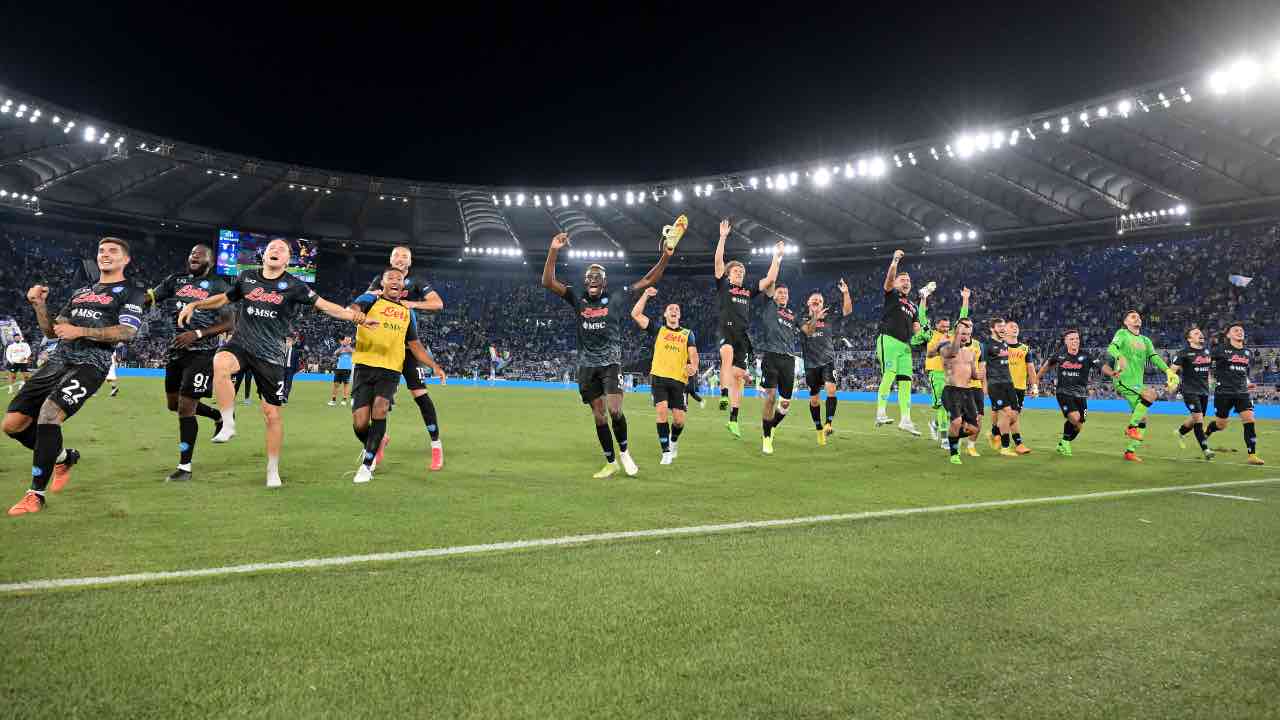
[5,59,1280,261]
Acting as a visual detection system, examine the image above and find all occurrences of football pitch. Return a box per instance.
[2,379,1278,719]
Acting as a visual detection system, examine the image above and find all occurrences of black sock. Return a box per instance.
[595,422,615,463]
[730,407,740,422]
[1205,422,1220,438]
[1012,433,1022,446]
[1062,421,1073,441]
[948,434,959,456]
[720,388,729,399]
[31,423,62,492]
[1069,424,1081,441]
[194,403,221,423]
[1193,422,1207,449]
[773,405,789,428]
[1244,422,1257,454]
[610,413,628,452]
[810,403,822,429]
[1178,424,1192,436]
[363,418,387,467]
[762,417,773,438]
[657,422,670,452]
[671,423,684,442]
[414,394,440,441]
[991,424,1000,438]
[1001,433,1011,448]
[8,422,37,450]
[825,396,837,423]
[179,416,198,465]
[354,425,369,445]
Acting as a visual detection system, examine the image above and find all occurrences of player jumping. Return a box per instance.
[147,243,235,482]
[757,280,797,455]
[542,232,673,478]
[874,250,921,435]
[1106,310,1180,463]
[5,237,147,516]
[631,287,698,465]
[1203,323,1264,465]
[1171,326,1215,460]
[800,279,853,446]
[178,238,367,487]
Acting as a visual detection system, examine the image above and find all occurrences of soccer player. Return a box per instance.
[5,237,147,516]
[106,343,124,396]
[922,287,971,449]
[348,268,448,482]
[1171,326,1214,460]
[147,243,235,482]
[800,279,853,446]
[980,317,1022,457]
[177,238,367,487]
[874,250,922,435]
[933,319,983,465]
[366,246,446,460]
[1203,323,1264,465]
[6,334,32,393]
[631,287,698,464]
[542,232,673,478]
[756,282,799,455]
[1106,310,1180,463]
[962,317,986,457]
[1037,329,1110,457]
[329,336,355,406]
[713,219,784,438]
[1003,320,1037,454]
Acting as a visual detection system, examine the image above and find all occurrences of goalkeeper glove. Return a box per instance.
[1165,368,1180,393]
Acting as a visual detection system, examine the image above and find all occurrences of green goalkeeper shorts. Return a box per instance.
[1113,380,1144,409]
[876,335,914,378]
[929,371,946,408]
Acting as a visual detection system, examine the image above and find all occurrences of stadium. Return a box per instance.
[2,6,1280,718]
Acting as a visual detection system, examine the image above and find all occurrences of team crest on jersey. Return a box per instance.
[200,280,209,289]
[277,281,288,290]
[601,297,608,305]
[112,286,124,293]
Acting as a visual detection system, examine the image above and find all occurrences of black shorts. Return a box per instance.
[164,351,215,399]
[988,383,1017,412]
[333,368,352,384]
[1182,393,1209,415]
[7,363,29,374]
[1214,394,1254,419]
[650,376,687,411]
[578,364,622,404]
[1013,388,1026,412]
[220,345,286,406]
[760,352,796,398]
[718,324,751,370]
[402,354,431,391]
[969,387,985,415]
[6,361,105,420]
[1057,394,1088,420]
[351,365,401,411]
[805,364,835,393]
[942,386,978,426]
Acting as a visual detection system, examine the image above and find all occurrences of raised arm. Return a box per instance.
[541,233,569,297]
[838,278,852,317]
[758,240,785,294]
[631,287,655,330]
[959,287,970,320]
[314,297,363,324]
[714,219,730,279]
[802,304,827,337]
[883,249,904,293]
[27,285,54,337]
[630,246,674,294]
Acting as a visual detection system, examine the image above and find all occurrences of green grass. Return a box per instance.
[2,379,1278,718]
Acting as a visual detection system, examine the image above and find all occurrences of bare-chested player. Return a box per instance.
[930,318,984,465]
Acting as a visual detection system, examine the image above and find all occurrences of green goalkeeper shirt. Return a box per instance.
[1106,328,1169,386]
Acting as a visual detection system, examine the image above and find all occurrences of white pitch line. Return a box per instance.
[1186,491,1262,503]
[2,477,1278,594]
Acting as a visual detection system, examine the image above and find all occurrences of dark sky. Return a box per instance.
[3,1,1279,186]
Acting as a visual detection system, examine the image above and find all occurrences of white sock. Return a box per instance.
[177,463,192,471]
[55,449,67,463]
[221,407,236,427]
[431,440,442,449]
[266,455,279,476]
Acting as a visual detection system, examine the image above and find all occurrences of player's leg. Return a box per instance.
[358,396,391,475]
[655,399,671,456]
[670,406,686,460]
[718,343,734,412]
[1122,382,1155,438]
[256,363,286,487]
[329,379,339,405]
[605,373,635,475]
[211,350,242,441]
[1240,402,1263,464]
[3,363,59,455]
[890,341,916,433]
[170,393,201,481]
[929,371,946,442]
[774,362,793,432]
[822,370,838,434]
[8,366,97,514]
[808,378,824,445]
[874,336,896,423]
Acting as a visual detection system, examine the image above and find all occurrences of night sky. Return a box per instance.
[3,1,1278,187]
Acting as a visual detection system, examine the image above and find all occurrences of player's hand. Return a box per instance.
[434,366,448,385]
[52,323,83,341]
[1030,385,1039,397]
[368,289,383,297]
[176,303,196,328]
[644,287,658,298]
[837,278,849,294]
[719,219,731,239]
[550,232,570,250]
[1249,382,1258,391]
[773,240,786,257]
[892,249,905,262]
[815,305,828,320]
[685,363,697,377]
[173,331,198,349]
[26,285,48,305]
[961,287,971,302]
[1114,356,1127,372]
[349,309,368,325]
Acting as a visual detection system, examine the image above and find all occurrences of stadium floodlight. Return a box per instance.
[694,184,703,197]
[937,234,947,244]
[869,156,886,178]
[597,193,606,207]
[503,194,511,206]
[776,173,789,190]
[704,183,713,196]
[1117,99,1132,116]
[1228,58,1262,92]
[766,176,774,189]
[584,193,594,206]
[638,191,647,203]
[516,193,525,206]
[991,132,1004,150]
[1042,121,1051,131]
[1181,87,1192,103]
[545,194,552,207]
[967,230,977,240]
[908,152,917,165]
[83,125,96,142]
[1097,106,1110,118]
[1176,204,1187,215]
[626,190,635,205]
[894,154,903,168]
[0,190,6,198]
[975,133,990,153]
[813,167,831,187]
[572,194,580,202]
[857,158,869,176]
[929,147,939,160]
[952,231,962,241]
[673,188,684,202]
[534,195,542,207]
[1009,129,1020,146]
[844,162,854,179]
[749,176,759,189]
[1079,111,1089,123]
[945,144,954,159]
[559,193,569,207]
[789,171,798,185]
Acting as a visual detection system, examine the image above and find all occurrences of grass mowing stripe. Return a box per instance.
[4,476,1277,595]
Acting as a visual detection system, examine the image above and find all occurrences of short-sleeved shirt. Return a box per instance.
[336,346,354,370]
[149,272,233,357]
[646,323,695,382]
[800,311,838,367]
[224,269,319,366]
[716,276,756,330]
[350,294,419,372]
[981,337,1012,385]
[1007,342,1035,390]
[560,287,629,368]
[878,289,916,343]
[757,299,800,356]
[1211,344,1252,396]
[1173,346,1212,396]
[1044,352,1099,398]
[53,280,147,373]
